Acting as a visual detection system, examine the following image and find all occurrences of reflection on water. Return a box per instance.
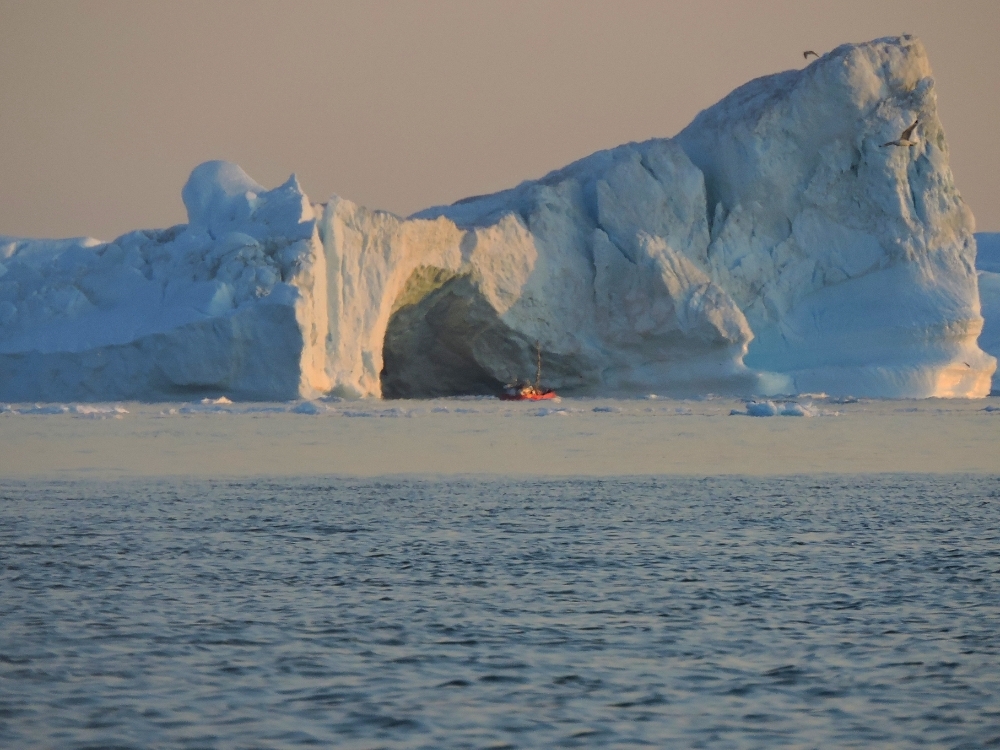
[2,475,999,747]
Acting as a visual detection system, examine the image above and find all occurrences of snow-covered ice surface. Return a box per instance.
[0,36,994,402]
[1,395,997,478]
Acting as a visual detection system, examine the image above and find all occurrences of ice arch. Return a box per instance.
[381,270,514,398]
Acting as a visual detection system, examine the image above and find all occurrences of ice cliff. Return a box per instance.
[674,39,992,398]
[975,232,1000,394]
[0,35,994,401]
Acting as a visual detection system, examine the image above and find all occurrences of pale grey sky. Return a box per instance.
[1,0,998,241]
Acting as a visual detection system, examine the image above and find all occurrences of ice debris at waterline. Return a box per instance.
[729,400,827,417]
[0,36,994,402]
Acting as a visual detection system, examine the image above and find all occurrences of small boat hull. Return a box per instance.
[499,390,558,401]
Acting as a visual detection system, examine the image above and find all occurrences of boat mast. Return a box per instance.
[535,341,542,390]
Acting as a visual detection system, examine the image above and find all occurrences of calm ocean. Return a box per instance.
[2,475,998,748]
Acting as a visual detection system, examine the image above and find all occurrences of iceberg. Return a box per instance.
[0,162,329,401]
[0,36,994,402]
[675,38,992,398]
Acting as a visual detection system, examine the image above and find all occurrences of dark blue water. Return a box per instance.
[2,475,999,748]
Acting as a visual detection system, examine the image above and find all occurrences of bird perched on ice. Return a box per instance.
[882,120,919,147]
[803,50,819,59]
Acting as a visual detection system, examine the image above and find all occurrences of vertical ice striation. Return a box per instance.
[974,232,1000,394]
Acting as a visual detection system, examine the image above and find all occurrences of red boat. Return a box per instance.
[499,384,558,401]
[499,342,558,401]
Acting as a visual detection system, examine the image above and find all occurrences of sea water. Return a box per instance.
[2,396,999,477]
[2,474,998,748]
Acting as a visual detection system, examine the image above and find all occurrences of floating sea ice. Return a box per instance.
[290,401,324,415]
[731,401,820,417]
[178,401,235,414]
[336,406,410,417]
[779,402,816,417]
[592,406,621,413]
[14,402,129,416]
[20,404,71,415]
[70,404,128,419]
[742,401,779,417]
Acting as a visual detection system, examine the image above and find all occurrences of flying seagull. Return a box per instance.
[882,119,919,147]
[803,50,819,59]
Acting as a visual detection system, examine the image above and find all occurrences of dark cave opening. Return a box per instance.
[380,273,517,399]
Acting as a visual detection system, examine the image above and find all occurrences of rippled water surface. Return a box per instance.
[2,475,999,748]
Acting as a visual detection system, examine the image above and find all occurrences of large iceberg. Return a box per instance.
[0,35,994,401]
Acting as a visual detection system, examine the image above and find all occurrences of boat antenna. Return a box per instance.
[535,341,542,390]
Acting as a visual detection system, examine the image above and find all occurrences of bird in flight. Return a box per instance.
[882,120,919,147]
[803,50,819,59]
